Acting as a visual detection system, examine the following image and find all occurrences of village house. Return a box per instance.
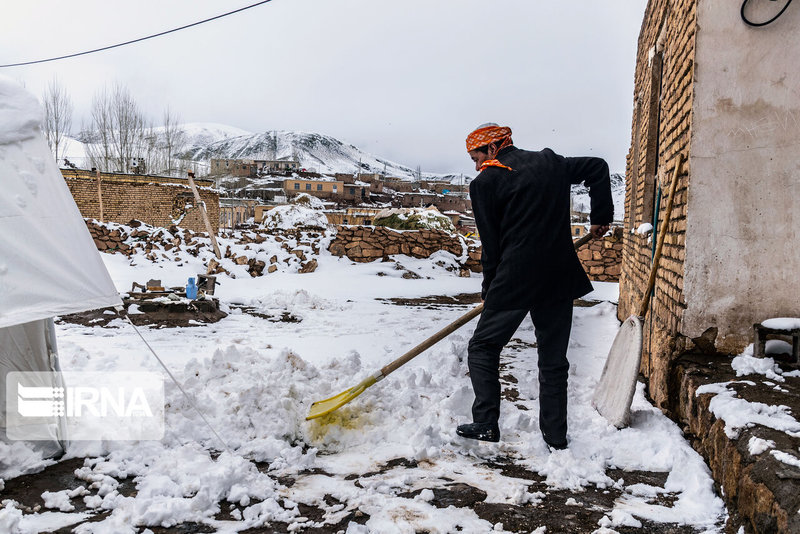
[324,207,385,225]
[340,182,370,202]
[210,158,300,177]
[621,2,800,528]
[219,198,258,230]
[283,178,344,200]
[621,0,800,404]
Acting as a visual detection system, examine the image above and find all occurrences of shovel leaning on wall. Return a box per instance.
[592,154,685,428]
[307,232,595,420]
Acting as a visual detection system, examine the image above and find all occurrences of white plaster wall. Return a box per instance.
[684,0,800,351]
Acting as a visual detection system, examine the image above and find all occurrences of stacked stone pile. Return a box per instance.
[328,225,482,273]
[85,219,325,278]
[86,221,131,254]
[576,227,624,282]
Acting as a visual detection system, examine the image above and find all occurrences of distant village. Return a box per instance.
[60,156,600,239]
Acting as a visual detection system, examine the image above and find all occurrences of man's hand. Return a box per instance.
[590,224,609,239]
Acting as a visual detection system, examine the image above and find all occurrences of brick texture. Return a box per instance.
[62,169,220,234]
[619,0,696,407]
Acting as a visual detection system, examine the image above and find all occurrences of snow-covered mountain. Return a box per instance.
[180,122,253,150]
[179,126,456,182]
[571,172,626,222]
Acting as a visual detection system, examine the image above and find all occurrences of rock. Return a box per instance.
[299,259,318,273]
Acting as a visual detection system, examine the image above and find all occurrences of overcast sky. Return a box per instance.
[1,0,647,176]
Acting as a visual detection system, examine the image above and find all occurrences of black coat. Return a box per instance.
[469,146,613,310]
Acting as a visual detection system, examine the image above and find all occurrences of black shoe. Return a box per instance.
[545,439,568,451]
[456,422,500,443]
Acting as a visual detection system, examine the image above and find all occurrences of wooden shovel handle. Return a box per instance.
[380,232,595,378]
[638,154,685,318]
[380,303,484,377]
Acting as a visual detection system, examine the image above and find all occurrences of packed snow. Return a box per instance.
[0,224,729,532]
[761,317,800,330]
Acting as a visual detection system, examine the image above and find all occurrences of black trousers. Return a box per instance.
[467,298,573,445]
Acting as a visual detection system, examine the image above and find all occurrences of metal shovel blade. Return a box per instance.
[306,373,379,420]
[591,315,643,428]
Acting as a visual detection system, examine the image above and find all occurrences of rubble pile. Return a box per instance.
[328,225,482,274]
[216,228,323,277]
[86,221,131,254]
[84,219,329,278]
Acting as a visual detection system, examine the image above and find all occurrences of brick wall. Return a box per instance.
[62,170,220,234]
[619,0,696,407]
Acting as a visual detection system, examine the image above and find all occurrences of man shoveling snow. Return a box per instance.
[457,123,613,449]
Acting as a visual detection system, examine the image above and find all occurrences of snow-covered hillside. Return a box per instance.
[180,122,253,151]
[571,172,626,222]
[181,129,455,182]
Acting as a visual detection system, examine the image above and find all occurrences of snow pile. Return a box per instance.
[731,353,785,381]
[261,198,328,231]
[373,207,456,232]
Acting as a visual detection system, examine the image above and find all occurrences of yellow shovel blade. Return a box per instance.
[306,374,378,420]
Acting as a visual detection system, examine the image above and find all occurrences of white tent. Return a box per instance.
[0,76,122,466]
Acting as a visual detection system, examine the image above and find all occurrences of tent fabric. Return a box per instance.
[0,318,66,459]
[0,76,122,329]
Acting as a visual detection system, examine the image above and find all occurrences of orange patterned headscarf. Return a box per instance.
[466,124,514,171]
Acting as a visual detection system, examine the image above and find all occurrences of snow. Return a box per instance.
[761,317,800,330]
[771,450,800,469]
[747,436,775,456]
[635,223,653,235]
[731,353,785,382]
[4,227,726,531]
[696,381,800,439]
[260,203,327,231]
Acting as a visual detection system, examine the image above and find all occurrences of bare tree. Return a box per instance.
[42,78,73,164]
[85,86,114,171]
[160,106,186,176]
[86,83,149,173]
[109,83,146,173]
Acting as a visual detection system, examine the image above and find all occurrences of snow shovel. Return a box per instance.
[592,154,684,428]
[307,232,595,420]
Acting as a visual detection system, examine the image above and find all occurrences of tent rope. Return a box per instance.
[124,315,232,453]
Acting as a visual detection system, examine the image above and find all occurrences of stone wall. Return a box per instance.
[328,226,482,275]
[619,0,696,408]
[670,354,800,534]
[62,169,220,234]
[328,225,623,282]
[576,228,623,282]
